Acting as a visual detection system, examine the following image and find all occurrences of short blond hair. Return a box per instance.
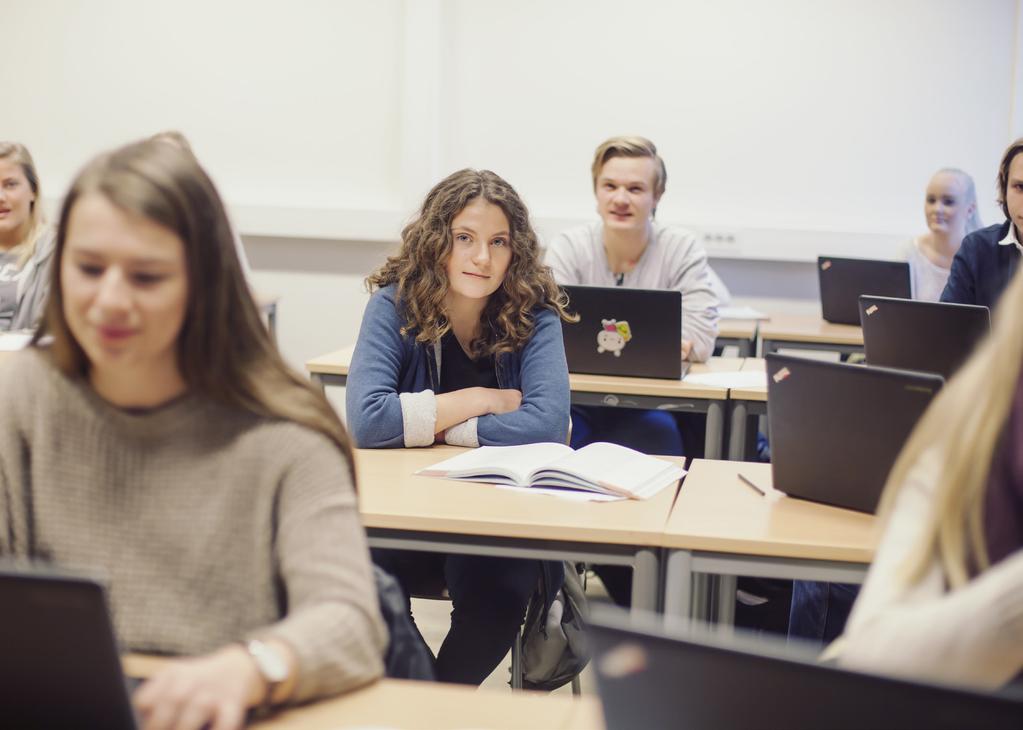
[590,136,667,200]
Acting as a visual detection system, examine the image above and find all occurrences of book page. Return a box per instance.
[416,443,572,485]
[540,442,683,498]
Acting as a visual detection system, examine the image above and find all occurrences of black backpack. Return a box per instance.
[519,562,589,691]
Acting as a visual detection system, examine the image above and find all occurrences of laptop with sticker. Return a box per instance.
[817,256,911,325]
[561,285,687,379]
[764,353,942,513]
[0,564,140,729]
[589,606,1023,730]
[859,295,990,380]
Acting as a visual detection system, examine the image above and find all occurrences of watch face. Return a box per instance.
[248,640,288,683]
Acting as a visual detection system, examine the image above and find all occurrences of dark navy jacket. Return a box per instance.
[941,221,1021,309]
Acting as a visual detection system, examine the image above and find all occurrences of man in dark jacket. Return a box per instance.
[941,138,1023,308]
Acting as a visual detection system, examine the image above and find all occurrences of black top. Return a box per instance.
[941,221,1021,308]
[439,331,497,393]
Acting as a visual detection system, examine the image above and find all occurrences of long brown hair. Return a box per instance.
[367,168,574,357]
[34,140,356,479]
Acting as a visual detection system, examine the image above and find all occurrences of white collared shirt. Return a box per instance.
[997,223,1023,253]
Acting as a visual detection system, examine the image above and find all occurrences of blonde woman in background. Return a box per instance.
[834,265,1023,689]
[900,168,981,301]
[0,142,56,330]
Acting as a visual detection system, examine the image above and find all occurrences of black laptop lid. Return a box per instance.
[860,295,990,380]
[589,608,1023,730]
[562,285,683,379]
[818,256,911,325]
[0,566,138,729]
[766,353,942,513]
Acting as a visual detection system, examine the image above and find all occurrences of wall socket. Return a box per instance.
[701,232,739,254]
[702,232,737,245]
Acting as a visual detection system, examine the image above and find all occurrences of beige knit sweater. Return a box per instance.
[0,348,386,702]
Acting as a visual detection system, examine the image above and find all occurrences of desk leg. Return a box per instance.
[693,574,710,622]
[704,401,724,460]
[716,575,737,635]
[631,548,660,613]
[728,400,749,461]
[663,550,693,630]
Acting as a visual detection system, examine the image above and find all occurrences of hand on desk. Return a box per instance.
[133,644,263,730]
[681,339,693,361]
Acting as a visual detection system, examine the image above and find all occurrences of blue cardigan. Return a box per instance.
[346,284,571,449]
[941,221,1021,309]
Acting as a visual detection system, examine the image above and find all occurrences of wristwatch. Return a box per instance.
[244,639,289,710]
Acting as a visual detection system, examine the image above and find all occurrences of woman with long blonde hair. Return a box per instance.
[346,168,573,685]
[834,264,1023,689]
[1,139,385,729]
[0,141,56,330]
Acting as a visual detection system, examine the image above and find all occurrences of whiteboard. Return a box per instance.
[4,0,1019,261]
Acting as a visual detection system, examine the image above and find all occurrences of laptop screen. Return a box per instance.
[765,353,942,513]
[589,607,1023,730]
[562,285,683,379]
[0,565,138,729]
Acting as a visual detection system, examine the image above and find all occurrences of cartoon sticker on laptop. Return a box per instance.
[597,319,632,357]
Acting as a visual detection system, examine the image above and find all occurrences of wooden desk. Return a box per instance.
[716,319,759,357]
[356,446,682,612]
[758,313,863,356]
[565,357,739,460]
[661,459,875,626]
[306,347,740,460]
[124,657,603,729]
[306,348,740,460]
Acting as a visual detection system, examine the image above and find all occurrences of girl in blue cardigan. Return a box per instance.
[346,168,574,685]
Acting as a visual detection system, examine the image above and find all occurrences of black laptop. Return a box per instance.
[818,256,911,325]
[0,565,140,728]
[589,607,1023,730]
[561,285,687,379]
[765,353,942,513]
[860,295,990,380]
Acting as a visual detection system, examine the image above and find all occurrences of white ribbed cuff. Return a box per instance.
[444,417,479,448]
[399,390,437,447]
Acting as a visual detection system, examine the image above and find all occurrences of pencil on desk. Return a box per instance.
[738,472,767,497]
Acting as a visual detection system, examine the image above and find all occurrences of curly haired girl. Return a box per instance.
[346,168,573,685]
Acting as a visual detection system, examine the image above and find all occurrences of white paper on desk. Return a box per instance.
[495,484,625,502]
[719,306,769,320]
[0,332,32,351]
[683,371,767,388]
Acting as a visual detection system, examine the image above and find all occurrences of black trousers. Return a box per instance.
[371,548,541,685]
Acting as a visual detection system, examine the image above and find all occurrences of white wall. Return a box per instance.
[5,0,1023,370]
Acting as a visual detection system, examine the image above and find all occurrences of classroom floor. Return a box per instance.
[410,573,610,695]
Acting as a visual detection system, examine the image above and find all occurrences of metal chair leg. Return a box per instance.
[510,629,523,690]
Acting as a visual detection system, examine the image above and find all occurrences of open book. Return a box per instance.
[416,442,685,500]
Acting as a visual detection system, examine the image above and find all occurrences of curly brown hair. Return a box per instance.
[367,169,575,357]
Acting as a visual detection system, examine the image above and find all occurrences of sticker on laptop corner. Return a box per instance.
[772,367,791,383]
[865,304,878,316]
[597,319,632,357]
[820,260,832,271]
[598,641,648,678]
